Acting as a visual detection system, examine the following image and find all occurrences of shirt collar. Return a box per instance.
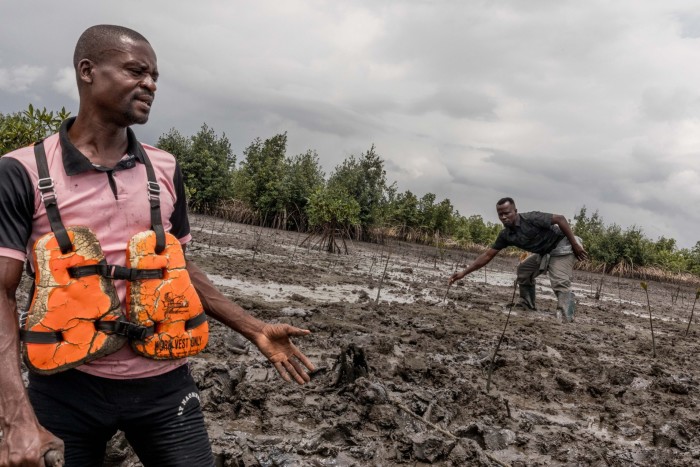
[59,117,144,175]
[505,214,521,231]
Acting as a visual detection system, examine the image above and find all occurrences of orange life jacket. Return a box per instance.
[20,141,208,374]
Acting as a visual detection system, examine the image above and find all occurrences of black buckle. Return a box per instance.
[105,265,121,279]
[112,320,152,341]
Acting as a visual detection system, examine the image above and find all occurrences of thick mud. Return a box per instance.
[29,214,700,465]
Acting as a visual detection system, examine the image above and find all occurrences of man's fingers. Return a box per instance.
[273,361,292,383]
[285,326,311,337]
[273,356,313,384]
[293,349,315,372]
[280,359,308,384]
[287,358,311,384]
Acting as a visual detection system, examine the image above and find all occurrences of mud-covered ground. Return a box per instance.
[42,214,700,465]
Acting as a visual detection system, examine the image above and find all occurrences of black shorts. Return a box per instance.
[28,364,214,467]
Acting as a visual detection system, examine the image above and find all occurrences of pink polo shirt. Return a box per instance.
[0,119,192,379]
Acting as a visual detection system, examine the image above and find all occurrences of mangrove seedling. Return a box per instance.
[595,263,606,300]
[685,288,700,337]
[486,253,526,393]
[486,278,518,393]
[640,281,656,358]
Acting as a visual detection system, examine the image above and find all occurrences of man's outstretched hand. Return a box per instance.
[449,270,466,285]
[252,323,315,384]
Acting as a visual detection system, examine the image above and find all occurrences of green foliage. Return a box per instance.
[387,189,421,238]
[327,145,387,238]
[453,214,501,246]
[157,124,235,210]
[573,206,699,275]
[235,133,288,216]
[417,193,456,237]
[0,104,70,154]
[306,185,361,229]
[280,150,325,229]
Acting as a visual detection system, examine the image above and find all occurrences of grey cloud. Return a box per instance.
[408,86,498,120]
[675,12,700,38]
[640,87,700,122]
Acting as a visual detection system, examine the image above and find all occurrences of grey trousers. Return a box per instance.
[516,253,576,294]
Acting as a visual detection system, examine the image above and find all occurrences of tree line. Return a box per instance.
[3,105,699,277]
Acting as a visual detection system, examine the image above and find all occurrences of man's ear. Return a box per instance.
[77,59,95,85]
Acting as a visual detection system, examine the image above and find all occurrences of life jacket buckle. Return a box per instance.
[147,181,160,201]
[113,320,153,341]
[107,264,118,279]
[37,177,58,204]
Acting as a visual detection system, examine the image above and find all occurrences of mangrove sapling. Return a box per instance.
[617,269,622,308]
[640,282,656,358]
[595,264,606,300]
[375,250,392,305]
[672,284,681,306]
[684,289,700,336]
[443,255,464,303]
[486,277,518,393]
[442,283,452,304]
[486,253,526,393]
[251,216,266,264]
[288,230,303,265]
[368,256,377,276]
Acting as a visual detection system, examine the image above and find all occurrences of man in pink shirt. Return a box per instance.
[0,24,314,466]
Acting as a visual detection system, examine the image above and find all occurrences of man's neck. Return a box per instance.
[68,114,131,168]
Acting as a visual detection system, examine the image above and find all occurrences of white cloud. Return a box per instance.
[0,65,45,92]
[52,67,79,102]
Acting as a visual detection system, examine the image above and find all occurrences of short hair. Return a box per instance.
[73,25,149,68]
[497,197,515,207]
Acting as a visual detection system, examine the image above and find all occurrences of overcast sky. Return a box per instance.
[2,1,700,248]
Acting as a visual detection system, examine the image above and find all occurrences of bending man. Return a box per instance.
[449,197,587,321]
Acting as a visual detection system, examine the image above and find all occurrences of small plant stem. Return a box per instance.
[442,283,452,303]
[685,291,700,336]
[643,287,656,358]
[617,269,622,307]
[595,263,606,300]
[486,278,518,393]
[375,251,391,305]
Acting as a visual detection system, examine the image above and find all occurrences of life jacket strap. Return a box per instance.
[33,140,73,254]
[185,312,207,330]
[20,329,63,344]
[95,318,155,341]
[33,139,167,255]
[68,261,164,281]
[138,145,166,254]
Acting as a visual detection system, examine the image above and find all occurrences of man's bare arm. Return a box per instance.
[185,257,314,384]
[449,248,500,284]
[0,257,63,465]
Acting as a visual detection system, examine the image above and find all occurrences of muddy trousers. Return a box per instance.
[516,253,576,309]
[28,364,215,467]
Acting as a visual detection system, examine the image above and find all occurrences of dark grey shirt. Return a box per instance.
[491,211,565,255]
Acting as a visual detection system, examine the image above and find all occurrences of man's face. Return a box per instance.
[88,37,158,126]
[497,202,518,227]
